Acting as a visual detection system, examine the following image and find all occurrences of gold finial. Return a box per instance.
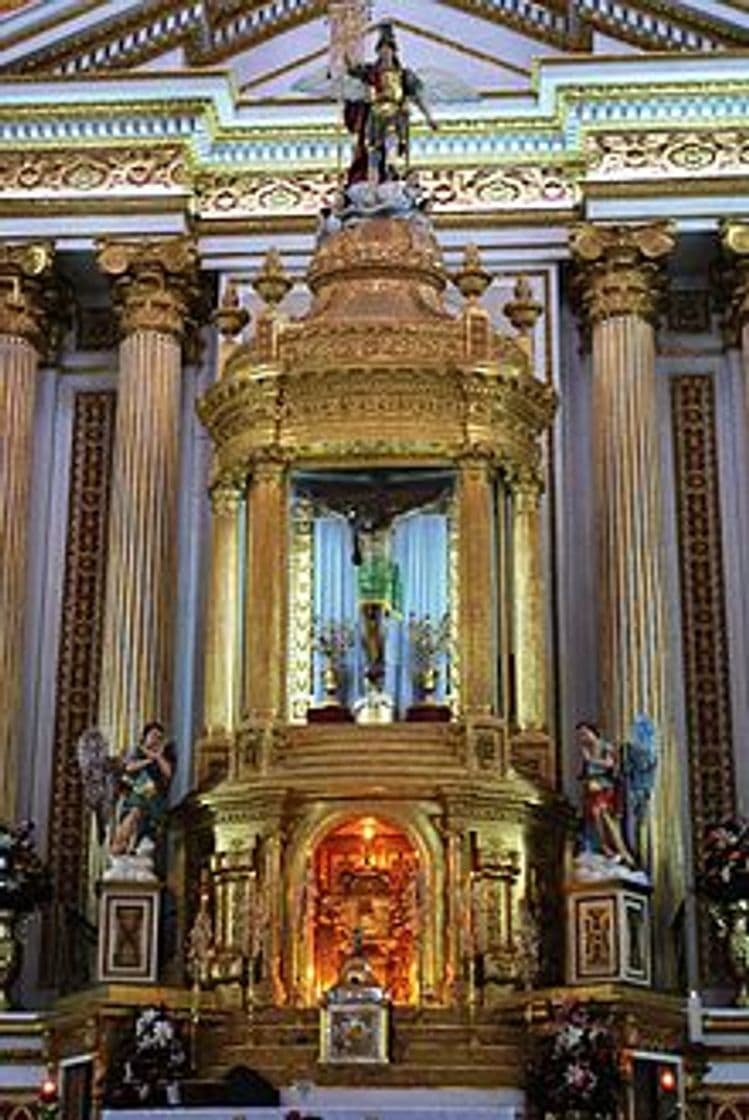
[214,278,250,339]
[253,249,293,309]
[453,243,492,302]
[504,274,543,340]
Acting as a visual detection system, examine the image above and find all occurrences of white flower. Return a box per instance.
[154,1021,173,1045]
[556,1024,584,1050]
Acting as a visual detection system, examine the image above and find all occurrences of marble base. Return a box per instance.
[566,875,652,987]
[98,880,160,984]
[104,1085,524,1119]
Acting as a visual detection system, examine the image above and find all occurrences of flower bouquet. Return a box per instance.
[527,999,622,1118]
[0,820,52,1009]
[120,1005,187,1104]
[700,817,749,903]
[0,820,52,913]
[700,817,749,1007]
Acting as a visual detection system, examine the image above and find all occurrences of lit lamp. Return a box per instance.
[362,820,376,866]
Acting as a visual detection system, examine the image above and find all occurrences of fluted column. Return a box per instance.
[203,481,243,734]
[571,221,684,979]
[457,454,495,715]
[97,237,200,747]
[509,468,547,731]
[243,456,288,721]
[0,243,55,821]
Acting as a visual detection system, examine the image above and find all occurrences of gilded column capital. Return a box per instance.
[0,242,57,354]
[720,221,749,341]
[457,443,495,474]
[209,479,244,517]
[96,235,202,340]
[506,465,544,505]
[250,448,291,482]
[570,221,675,329]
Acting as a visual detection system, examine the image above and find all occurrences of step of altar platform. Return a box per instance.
[275,724,467,779]
[198,1008,522,1090]
[0,1012,48,1101]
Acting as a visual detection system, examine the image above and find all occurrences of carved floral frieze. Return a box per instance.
[586,130,749,180]
[196,164,578,219]
[0,146,186,194]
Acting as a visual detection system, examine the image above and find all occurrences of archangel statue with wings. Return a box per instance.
[343,21,437,186]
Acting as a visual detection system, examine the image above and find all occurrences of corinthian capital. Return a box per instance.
[570,221,675,329]
[96,235,202,340]
[720,222,749,342]
[0,243,57,353]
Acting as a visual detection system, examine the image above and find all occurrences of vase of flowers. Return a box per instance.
[701,817,749,1007]
[527,999,621,1118]
[408,612,450,703]
[312,619,354,706]
[118,1005,187,1105]
[0,821,52,1009]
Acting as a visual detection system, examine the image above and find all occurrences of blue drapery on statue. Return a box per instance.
[311,510,449,713]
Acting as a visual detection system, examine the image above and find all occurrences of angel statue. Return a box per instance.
[344,22,437,186]
[293,21,478,189]
[77,721,175,873]
[576,721,637,871]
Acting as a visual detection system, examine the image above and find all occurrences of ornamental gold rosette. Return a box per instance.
[199,218,555,478]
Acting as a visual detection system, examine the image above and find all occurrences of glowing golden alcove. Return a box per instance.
[312,816,418,1005]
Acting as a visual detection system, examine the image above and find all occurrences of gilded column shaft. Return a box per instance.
[0,337,39,819]
[444,829,462,996]
[203,484,242,733]
[263,833,285,1001]
[97,237,200,747]
[243,461,287,719]
[510,473,547,730]
[98,329,182,745]
[591,314,668,739]
[0,243,55,821]
[457,458,495,715]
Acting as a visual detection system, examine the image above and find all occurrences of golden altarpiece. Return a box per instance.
[193,209,561,1025]
[1,0,749,1115]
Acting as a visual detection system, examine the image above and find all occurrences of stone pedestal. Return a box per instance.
[98,880,160,984]
[566,875,652,987]
[307,704,354,723]
[406,703,451,723]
